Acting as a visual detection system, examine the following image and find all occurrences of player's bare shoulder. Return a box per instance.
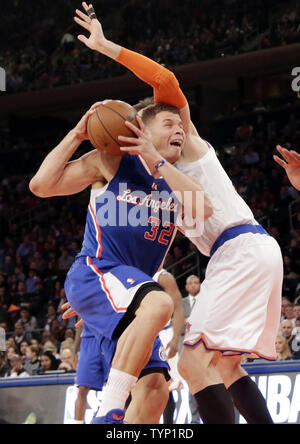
[98,150,124,182]
[82,149,123,183]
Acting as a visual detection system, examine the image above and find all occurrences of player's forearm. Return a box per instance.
[97,43,187,110]
[171,304,185,341]
[95,40,161,85]
[95,39,122,60]
[29,130,81,198]
[157,161,213,220]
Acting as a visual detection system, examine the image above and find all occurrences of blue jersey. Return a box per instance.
[78,154,179,277]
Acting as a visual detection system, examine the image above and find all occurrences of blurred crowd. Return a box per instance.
[2,0,300,93]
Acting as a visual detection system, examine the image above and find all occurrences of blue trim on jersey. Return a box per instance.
[210,224,269,257]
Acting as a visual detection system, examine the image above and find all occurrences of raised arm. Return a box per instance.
[29,103,104,198]
[74,3,191,131]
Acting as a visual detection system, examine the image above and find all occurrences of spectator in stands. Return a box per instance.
[16,235,35,261]
[14,264,26,283]
[13,281,31,308]
[275,336,293,361]
[182,274,201,424]
[2,255,15,275]
[294,304,300,323]
[19,307,38,333]
[235,121,253,141]
[24,345,41,375]
[183,275,201,318]
[39,351,60,373]
[19,340,29,359]
[50,318,65,344]
[281,296,290,322]
[58,347,76,373]
[0,352,9,378]
[280,319,299,356]
[5,354,30,378]
[12,321,32,346]
[58,248,74,273]
[43,303,57,332]
[25,269,41,294]
[51,280,64,309]
[285,302,296,327]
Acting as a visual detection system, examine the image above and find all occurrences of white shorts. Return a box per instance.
[183,233,283,360]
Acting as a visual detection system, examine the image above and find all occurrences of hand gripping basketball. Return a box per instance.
[87,100,138,155]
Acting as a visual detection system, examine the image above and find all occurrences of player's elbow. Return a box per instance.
[29,177,51,198]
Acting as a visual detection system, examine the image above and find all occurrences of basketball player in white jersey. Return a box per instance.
[74,3,284,423]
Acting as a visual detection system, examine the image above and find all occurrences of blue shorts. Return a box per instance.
[76,333,170,391]
[65,256,156,341]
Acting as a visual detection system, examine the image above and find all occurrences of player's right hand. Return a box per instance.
[74,2,107,51]
[72,102,102,141]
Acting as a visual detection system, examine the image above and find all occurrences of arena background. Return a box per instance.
[0,0,300,425]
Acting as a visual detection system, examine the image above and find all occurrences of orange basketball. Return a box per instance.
[87,100,138,155]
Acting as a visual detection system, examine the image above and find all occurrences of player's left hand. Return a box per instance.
[61,302,84,328]
[118,116,163,176]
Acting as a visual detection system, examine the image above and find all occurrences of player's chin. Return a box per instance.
[166,144,182,164]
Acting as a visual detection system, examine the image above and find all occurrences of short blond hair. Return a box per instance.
[276,335,292,360]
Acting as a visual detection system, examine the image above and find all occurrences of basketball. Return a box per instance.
[87,100,138,155]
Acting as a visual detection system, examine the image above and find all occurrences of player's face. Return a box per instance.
[146,111,186,164]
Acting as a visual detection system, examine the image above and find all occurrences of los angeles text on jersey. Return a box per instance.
[106,428,194,440]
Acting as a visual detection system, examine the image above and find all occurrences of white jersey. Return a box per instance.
[175,144,257,256]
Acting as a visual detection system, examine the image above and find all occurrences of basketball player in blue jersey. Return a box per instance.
[29,97,211,424]
[63,269,185,424]
[74,3,283,424]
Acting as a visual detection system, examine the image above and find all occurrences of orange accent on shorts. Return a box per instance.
[184,333,276,361]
